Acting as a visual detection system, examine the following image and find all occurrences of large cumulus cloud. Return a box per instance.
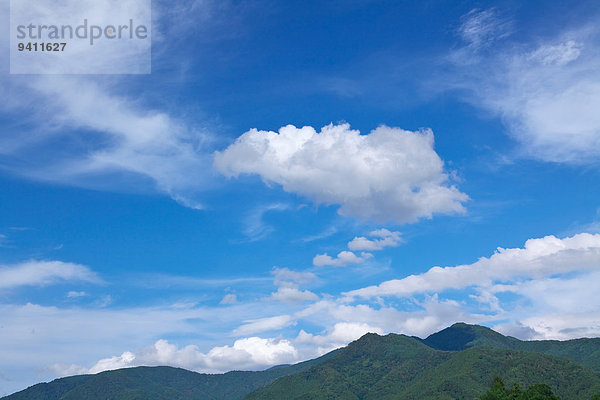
[214,123,468,224]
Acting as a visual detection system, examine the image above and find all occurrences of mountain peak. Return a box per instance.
[5,324,600,400]
[244,324,600,400]
[421,323,514,351]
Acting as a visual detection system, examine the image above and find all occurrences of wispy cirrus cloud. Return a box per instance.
[0,76,213,208]
[232,315,296,336]
[447,9,600,164]
[0,260,101,289]
[241,203,290,241]
[457,8,512,52]
[0,1,216,210]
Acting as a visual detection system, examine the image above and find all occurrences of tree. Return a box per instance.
[521,384,560,400]
[508,383,523,400]
[479,377,508,400]
[477,378,561,400]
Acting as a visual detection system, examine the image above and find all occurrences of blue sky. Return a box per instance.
[1,0,600,396]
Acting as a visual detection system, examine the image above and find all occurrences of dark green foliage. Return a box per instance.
[421,323,600,373]
[479,376,509,400]
[422,322,482,350]
[477,377,560,400]
[244,334,600,400]
[2,350,340,400]
[4,324,600,400]
[0,375,91,400]
[245,333,454,400]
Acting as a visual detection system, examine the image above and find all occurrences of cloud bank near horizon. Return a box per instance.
[10,231,597,381]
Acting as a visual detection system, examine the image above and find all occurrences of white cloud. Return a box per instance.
[53,336,300,376]
[268,287,318,303]
[136,273,271,289]
[242,203,290,241]
[89,351,137,374]
[528,40,583,66]
[0,233,8,247]
[266,268,319,303]
[220,294,238,305]
[295,322,383,349]
[512,271,600,316]
[232,315,295,336]
[0,260,100,289]
[66,291,87,298]
[346,233,600,299]
[45,363,89,378]
[313,250,373,267]
[271,267,317,288]
[4,234,600,394]
[449,16,600,164]
[105,337,298,373]
[458,8,512,51]
[0,299,307,391]
[214,124,468,223]
[196,337,298,371]
[348,229,402,251]
[0,3,212,208]
[25,77,210,202]
[6,230,600,393]
[504,312,600,341]
[0,75,213,208]
[313,228,400,269]
[295,296,489,340]
[300,226,338,243]
[44,296,487,380]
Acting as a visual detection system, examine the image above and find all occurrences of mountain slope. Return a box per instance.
[244,333,600,400]
[5,324,600,400]
[402,347,600,400]
[422,322,600,373]
[245,334,453,400]
[2,350,340,400]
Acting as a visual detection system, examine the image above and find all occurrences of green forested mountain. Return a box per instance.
[421,323,600,373]
[477,377,561,400]
[244,332,600,400]
[4,324,600,400]
[2,350,340,400]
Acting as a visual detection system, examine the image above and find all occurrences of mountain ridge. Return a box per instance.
[420,322,600,373]
[2,349,341,400]
[244,331,600,400]
[4,323,600,400]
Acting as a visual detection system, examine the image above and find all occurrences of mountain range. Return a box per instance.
[4,323,600,400]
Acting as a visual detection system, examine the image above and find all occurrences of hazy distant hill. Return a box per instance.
[4,323,600,400]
